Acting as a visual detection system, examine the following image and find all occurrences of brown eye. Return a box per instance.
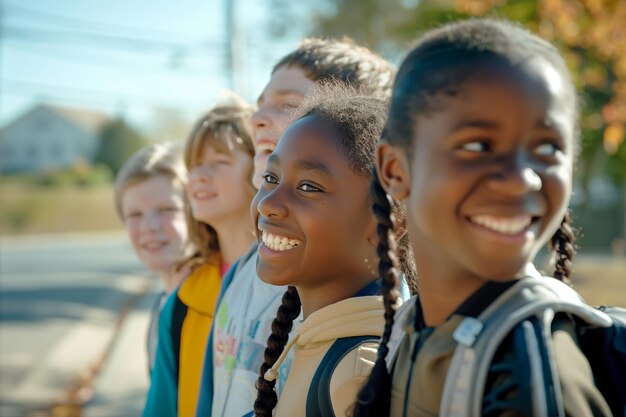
[263,173,279,185]
[125,211,142,219]
[297,183,321,192]
[280,102,298,110]
[459,140,490,153]
[535,142,561,156]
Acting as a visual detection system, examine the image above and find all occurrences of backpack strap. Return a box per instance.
[170,294,188,387]
[440,277,612,417]
[578,305,626,415]
[306,335,378,417]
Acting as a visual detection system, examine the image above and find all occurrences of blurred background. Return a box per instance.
[0,0,624,416]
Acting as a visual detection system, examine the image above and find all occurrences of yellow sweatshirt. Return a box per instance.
[176,263,222,417]
[266,295,385,417]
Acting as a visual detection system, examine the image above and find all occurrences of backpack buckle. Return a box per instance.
[453,317,484,347]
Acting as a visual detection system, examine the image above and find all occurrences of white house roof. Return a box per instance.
[45,104,111,134]
[0,103,111,136]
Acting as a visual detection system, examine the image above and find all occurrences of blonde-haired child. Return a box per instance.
[142,94,257,417]
[115,142,195,372]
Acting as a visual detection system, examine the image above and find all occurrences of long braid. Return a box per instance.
[550,211,576,284]
[353,173,401,417]
[254,286,301,417]
[393,199,417,295]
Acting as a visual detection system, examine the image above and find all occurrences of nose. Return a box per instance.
[256,187,288,220]
[487,154,542,196]
[188,165,211,183]
[251,106,269,132]
[141,211,161,232]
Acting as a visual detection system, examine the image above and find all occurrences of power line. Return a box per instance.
[4,2,208,42]
[2,25,226,53]
[3,42,226,76]
[2,79,216,109]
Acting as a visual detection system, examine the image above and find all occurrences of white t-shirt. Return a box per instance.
[211,252,294,417]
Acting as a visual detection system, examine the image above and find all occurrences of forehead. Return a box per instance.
[415,58,574,138]
[123,175,181,204]
[274,116,337,154]
[258,65,315,104]
[270,116,351,170]
[190,134,244,163]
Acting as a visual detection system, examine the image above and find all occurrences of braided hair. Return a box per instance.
[254,286,302,416]
[354,18,580,417]
[253,86,416,417]
[550,210,576,284]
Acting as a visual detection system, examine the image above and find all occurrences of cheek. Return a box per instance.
[125,220,140,240]
[126,223,144,253]
[275,113,295,135]
[543,165,573,230]
[164,214,188,241]
[545,163,572,201]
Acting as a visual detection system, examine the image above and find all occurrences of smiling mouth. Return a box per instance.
[193,191,216,199]
[469,215,537,235]
[142,241,166,251]
[260,230,301,251]
[256,142,275,154]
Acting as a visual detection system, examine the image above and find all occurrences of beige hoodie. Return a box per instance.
[266,295,385,417]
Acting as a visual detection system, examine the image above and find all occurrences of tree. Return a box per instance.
[276,0,626,248]
[297,0,625,189]
[94,118,148,174]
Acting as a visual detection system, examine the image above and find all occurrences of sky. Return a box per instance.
[0,0,308,134]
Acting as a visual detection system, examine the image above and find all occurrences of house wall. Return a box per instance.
[0,106,100,173]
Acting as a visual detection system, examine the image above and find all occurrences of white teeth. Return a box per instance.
[194,191,213,199]
[257,143,275,153]
[143,241,165,250]
[470,215,532,235]
[260,230,300,252]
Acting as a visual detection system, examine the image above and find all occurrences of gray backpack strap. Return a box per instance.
[386,297,418,370]
[440,277,612,417]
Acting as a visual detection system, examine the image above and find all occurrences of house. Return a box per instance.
[0,104,110,173]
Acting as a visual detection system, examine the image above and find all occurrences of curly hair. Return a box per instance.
[273,38,396,97]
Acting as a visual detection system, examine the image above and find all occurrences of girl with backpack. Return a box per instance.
[251,88,416,417]
[355,18,622,417]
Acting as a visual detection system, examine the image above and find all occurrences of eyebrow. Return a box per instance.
[450,119,500,133]
[535,118,563,131]
[452,118,566,135]
[257,89,305,106]
[267,154,332,177]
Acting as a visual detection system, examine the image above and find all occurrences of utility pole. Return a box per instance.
[225,0,246,96]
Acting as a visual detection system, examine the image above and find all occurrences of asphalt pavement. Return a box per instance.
[0,231,160,417]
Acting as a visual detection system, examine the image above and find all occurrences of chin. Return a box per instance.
[476,262,530,282]
[257,265,293,287]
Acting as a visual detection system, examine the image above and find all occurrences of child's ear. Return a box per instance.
[376,142,410,200]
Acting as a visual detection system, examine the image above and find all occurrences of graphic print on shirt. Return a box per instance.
[214,300,291,380]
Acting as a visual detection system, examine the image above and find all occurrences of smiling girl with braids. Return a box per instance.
[354,18,615,417]
[250,89,415,417]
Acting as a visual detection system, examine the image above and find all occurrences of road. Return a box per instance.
[0,231,158,417]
